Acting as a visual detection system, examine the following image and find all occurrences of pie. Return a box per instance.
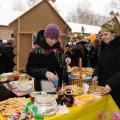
[89,86,104,94]
[0,97,27,116]
[63,85,83,96]
[75,94,96,105]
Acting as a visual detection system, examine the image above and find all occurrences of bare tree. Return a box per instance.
[11,0,26,11]
[107,0,120,15]
[11,0,57,12]
[66,0,109,26]
[26,0,57,9]
[27,0,39,8]
[109,0,120,9]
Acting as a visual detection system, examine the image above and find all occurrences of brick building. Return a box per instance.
[0,8,22,40]
[0,26,13,40]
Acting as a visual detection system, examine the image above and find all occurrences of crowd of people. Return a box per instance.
[0,20,120,109]
[65,37,98,68]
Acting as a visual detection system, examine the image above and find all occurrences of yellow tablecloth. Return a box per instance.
[0,94,119,120]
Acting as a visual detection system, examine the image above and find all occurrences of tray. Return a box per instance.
[89,86,104,95]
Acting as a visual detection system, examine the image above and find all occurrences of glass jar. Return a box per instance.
[63,92,74,107]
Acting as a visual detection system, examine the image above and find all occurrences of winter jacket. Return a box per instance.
[0,84,10,101]
[0,45,15,74]
[87,46,98,68]
[26,30,66,91]
[93,35,120,108]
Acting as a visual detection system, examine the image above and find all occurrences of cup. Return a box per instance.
[53,78,58,87]
[82,83,89,94]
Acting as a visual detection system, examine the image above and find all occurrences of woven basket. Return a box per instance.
[68,79,80,85]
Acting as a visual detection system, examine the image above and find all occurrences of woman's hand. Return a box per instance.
[45,71,57,82]
[92,76,98,85]
[65,57,71,65]
[102,84,112,95]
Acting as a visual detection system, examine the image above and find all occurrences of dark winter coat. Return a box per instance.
[67,44,90,67]
[26,30,66,91]
[0,45,15,74]
[87,45,98,68]
[93,35,120,108]
[0,84,10,101]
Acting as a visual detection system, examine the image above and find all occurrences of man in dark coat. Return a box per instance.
[92,21,120,108]
[26,23,71,91]
[0,41,15,74]
[85,43,98,68]
[0,43,10,101]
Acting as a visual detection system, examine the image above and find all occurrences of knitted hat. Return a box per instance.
[100,21,117,33]
[44,23,60,40]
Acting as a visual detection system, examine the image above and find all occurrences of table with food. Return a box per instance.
[0,65,120,120]
[0,83,119,120]
[0,71,34,96]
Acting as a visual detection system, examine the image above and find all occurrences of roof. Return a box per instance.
[0,1,101,34]
[9,0,71,30]
[0,8,23,26]
[67,22,101,34]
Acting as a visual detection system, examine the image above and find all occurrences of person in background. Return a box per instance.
[92,21,120,108]
[0,40,15,73]
[67,40,89,67]
[26,23,71,91]
[0,42,5,74]
[0,44,10,101]
[65,43,73,58]
[85,42,98,68]
[68,37,76,48]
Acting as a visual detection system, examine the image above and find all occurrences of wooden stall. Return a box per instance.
[9,0,71,71]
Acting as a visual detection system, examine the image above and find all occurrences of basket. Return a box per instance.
[68,58,83,86]
[68,79,80,85]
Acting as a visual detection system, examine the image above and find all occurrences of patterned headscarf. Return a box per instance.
[100,21,117,33]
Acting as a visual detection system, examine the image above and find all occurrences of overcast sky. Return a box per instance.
[54,0,110,15]
[0,0,113,16]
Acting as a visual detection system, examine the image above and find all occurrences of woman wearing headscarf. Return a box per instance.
[92,21,120,108]
[26,23,71,91]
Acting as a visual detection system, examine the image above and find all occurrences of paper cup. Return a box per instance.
[82,83,89,94]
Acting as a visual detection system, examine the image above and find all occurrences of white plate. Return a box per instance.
[9,81,20,89]
[1,72,13,76]
[89,91,103,96]
[43,107,58,116]
[17,85,32,92]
